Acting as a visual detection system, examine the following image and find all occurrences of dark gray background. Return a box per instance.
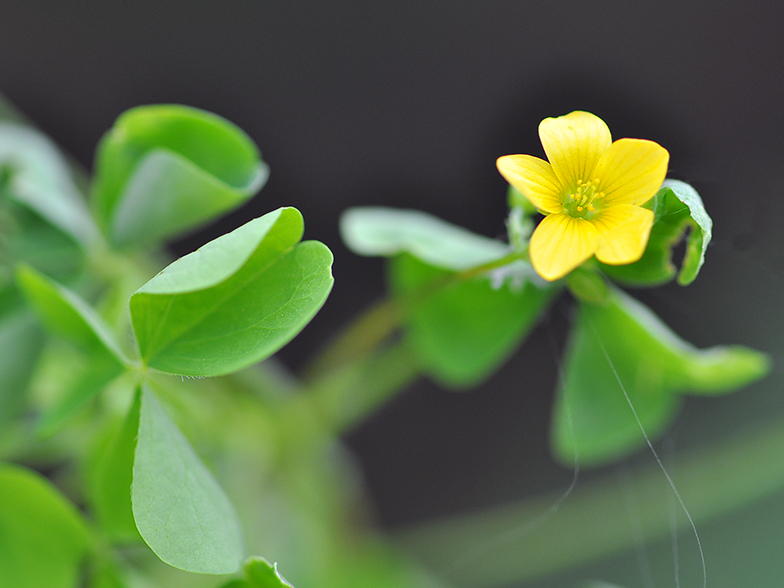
[3,2,783,585]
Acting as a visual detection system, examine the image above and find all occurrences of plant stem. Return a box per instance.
[302,249,530,432]
[302,297,402,382]
[310,340,422,433]
[302,249,528,382]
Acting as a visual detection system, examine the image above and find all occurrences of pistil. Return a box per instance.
[564,178,604,218]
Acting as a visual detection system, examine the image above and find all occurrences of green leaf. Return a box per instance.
[662,179,713,285]
[341,207,509,270]
[130,207,334,377]
[243,557,294,587]
[91,104,269,248]
[132,386,244,574]
[16,265,126,432]
[16,264,126,362]
[551,288,769,465]
[1,197,85,281]
[390,254,556,387]
[0,122,97,245]
[87,561,130,588]
[90,389,141,543]
[36,352,125,437]
[321,541,449,588]
[600,180,712,286]
[0,307,44,425]
[0,462,91,588]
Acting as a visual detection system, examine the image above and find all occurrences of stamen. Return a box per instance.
[564,177,602,217]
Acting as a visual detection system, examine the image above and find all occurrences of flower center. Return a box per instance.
[563,178,604,219]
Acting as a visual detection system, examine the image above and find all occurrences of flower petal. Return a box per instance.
[530,213,598,281]
[496,154,563,214]
[593,204,655,265]
[539,111,612,188]
[594,138,669,207]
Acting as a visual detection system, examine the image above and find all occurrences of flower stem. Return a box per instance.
[301,250,530,432]
[302,249,528,382]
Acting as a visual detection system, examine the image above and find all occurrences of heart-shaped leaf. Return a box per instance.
[16,266,127,432]
[91,104,268,248]
[390,254,556,387]
[600,179,712,286]
[132,386,244,574]
[0,122,96,246]
[130,207,333,377]
[16,264,126,361]
[552,288,769,465]
[341,207,509,270]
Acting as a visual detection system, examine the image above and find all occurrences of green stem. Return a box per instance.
[302,249,529,432]
[302,297,402,382]
[302,249,528,382]
[394,417,784,587]
[310,340,422,433]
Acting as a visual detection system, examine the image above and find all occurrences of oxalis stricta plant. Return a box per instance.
[0,100,770,588]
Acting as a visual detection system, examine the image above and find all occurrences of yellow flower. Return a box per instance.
[497,111,669,281]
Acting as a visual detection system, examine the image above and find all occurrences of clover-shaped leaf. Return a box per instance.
[552,288,768,465]
[133,386,244,574]
[390,254,555,387]
[0,122,96,246]
[600,179,712,286]
[341,207,509,270]
[130,207,333,377]
[92,104,268,248]
[16,266,127,433]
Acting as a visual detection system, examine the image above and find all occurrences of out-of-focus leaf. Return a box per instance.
[91,104,268,248]
[132,386,244,574]
[566,267,610,305]
[16,264,126,361]
[552,288,769,465]
[1,200,85,281]
[88,561,130,588]
[0,122,96,245]
[322,541,449,588]
[130,207,333,377]
[390,254,556,387]
[341,207,509,270]
[36,352,125,437]
[90,389,141,543]
[0,306,44,425]
[506,185,537,215]
[16,265,126,432]
[243,557,294,587]
[600,180,712,286]
[0,462,91,588]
